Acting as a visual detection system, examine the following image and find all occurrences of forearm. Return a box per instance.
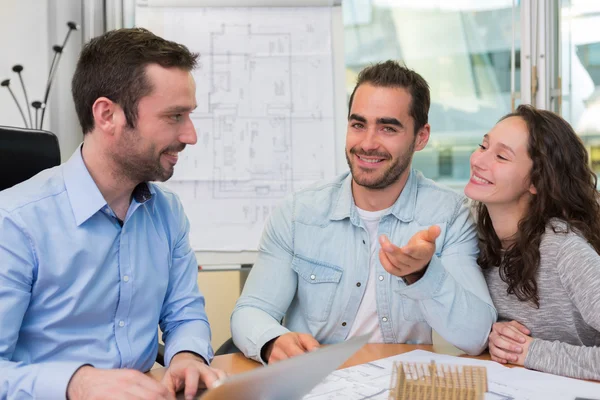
[162,209,214,367]
[171,351,207,365]
[163,320,213,367]
[539,236,600,380]
[525,338,600,380]
[1,360,85,399]
[230,243,297,363]
[397,256,496,355]
[230,196,297,363]
[231,305,290,364]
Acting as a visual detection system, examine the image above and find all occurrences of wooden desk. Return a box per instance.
[147,343,495,381]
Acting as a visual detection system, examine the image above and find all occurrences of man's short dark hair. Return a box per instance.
[72,28,199,134]
[348,60,430,135]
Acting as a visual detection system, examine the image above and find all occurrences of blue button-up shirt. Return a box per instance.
[0,147,213,399]
[231,170,497,363]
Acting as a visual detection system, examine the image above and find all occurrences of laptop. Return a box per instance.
[179,333,371,400]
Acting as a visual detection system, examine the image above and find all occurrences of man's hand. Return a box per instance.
[488,320,532,366]
[162,352,227,400]
[67,366,173,400]
[379,225,441,282]
[262,332,320,364]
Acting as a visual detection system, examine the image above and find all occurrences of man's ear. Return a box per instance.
[91,97,123,135]
[414,123,430,151]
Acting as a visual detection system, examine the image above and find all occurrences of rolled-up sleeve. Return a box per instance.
[231,195,297,363]
[396,200,497,355]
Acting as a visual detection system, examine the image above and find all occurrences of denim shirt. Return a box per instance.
[231,170,496,363]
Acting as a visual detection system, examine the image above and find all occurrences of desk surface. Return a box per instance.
[147,343,496,381]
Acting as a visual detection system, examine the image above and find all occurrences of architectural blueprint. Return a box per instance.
[136,5,338,250]
[303,350,600,400]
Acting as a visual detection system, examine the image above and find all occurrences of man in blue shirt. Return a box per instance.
[231,61,497,364]
[0,28,223,399]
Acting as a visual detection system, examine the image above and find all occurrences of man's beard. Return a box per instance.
[111,128,184,183]
[346,140,415,190]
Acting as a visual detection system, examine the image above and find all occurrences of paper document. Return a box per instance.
[303,350,600,400]
[177,334,371,400]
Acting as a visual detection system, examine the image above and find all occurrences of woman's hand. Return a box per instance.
[488,320,533,366]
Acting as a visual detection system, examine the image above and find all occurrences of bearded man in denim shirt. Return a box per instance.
[231,61,497,364]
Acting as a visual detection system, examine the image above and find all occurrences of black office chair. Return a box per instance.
[215,337,241,356]
[154,339,238,366]
[156,343,165,366]
[0,125,61,191]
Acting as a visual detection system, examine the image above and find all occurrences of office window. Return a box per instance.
[561,0,600,175]
[576,43,600,85]
[343,0,521,189]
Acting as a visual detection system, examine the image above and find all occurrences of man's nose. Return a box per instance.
[180,117,197,145]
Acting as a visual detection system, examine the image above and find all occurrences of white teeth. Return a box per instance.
[472,175,491,184]
[358,156,383,163]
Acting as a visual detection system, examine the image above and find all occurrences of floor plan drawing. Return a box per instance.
[302,350,600,400]
[137,6,339,250]
[209,24,294,199]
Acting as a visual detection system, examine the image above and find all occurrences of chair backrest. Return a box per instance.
[0,125,61,191]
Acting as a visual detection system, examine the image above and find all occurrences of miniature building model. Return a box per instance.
[388,361,487,400]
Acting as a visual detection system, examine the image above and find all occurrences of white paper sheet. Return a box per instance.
[137,5,338,250]
[303,350,600,400]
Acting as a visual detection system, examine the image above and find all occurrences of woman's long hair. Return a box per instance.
[475,105,600,307]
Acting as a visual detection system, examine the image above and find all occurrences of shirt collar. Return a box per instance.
[329,169,418,224]
[389,169,418,222]
[329,173,356,223]
[63,145,154,226]
[132,182,154,204]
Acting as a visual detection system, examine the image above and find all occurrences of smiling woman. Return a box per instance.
[465,115,535,216]
[465,104,600,381]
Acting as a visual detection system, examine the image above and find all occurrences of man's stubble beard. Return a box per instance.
[346,139,415,190]
[111,128,173,184]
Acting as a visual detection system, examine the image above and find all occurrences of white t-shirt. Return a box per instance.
[346,206,391,343]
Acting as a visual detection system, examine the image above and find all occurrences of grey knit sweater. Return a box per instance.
[483,220,600,380]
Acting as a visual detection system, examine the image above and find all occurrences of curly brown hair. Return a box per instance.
[475,104,600,307]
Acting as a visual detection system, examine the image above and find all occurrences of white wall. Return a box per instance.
[0,0,50,129]
[0,0,83,161]
[48,0,84,161]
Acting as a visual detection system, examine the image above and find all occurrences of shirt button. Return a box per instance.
[123,275,130,282]
[342,322,347,326]
[378,275,384,281]
[356,282,361,287]
[118,320,125,327]
[362,240,366,244]
[382,317,388,322]
[310,274,316,280]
